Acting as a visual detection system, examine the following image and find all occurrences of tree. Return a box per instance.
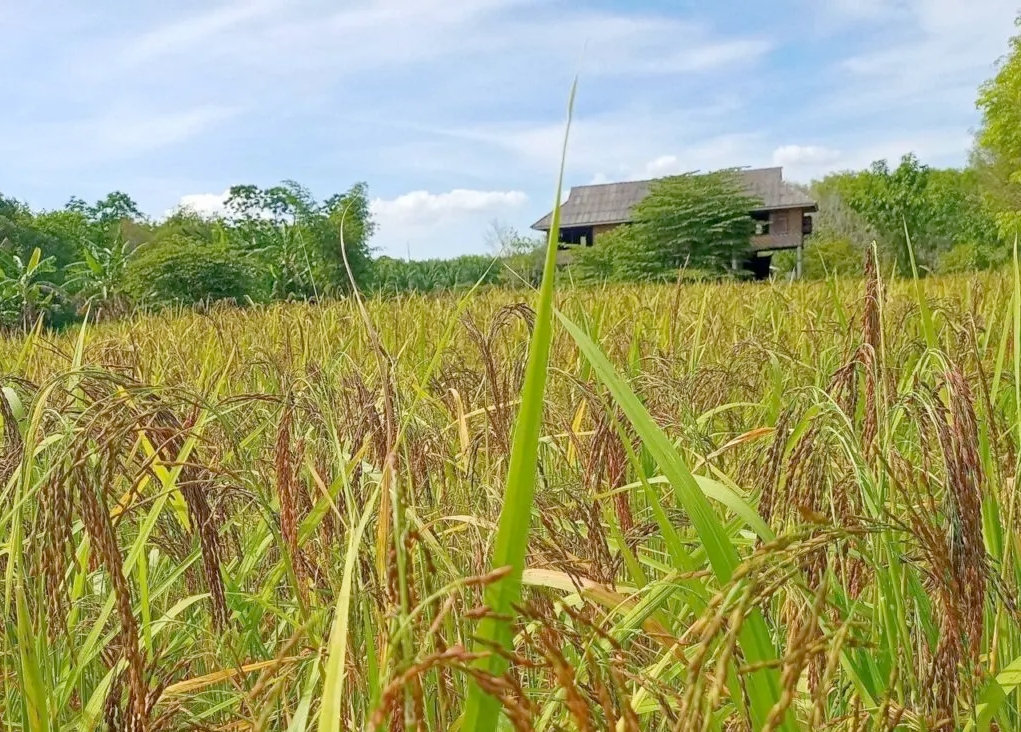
[485,220,543,285]
[0,195,83,282]
[223,181,374,298]
[90,191,143,228]
[835,155,933,273]
[975,14,1021,238]
[321,182,375,292]
[124,235,261,309]
[65,233,136,319]
[828,155,1001,275]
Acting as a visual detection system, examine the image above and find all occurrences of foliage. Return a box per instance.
[570,225,633,282]
[65,233,136,319]
[369,254,501,293]
[774,234,865,280]
[976,14,1021,238]
[938,239,1012,273]
[223,181,374,298]
[627,170,760,275]
[124,235,261,308]
[367,222,543,295]
[829,154,1001,275]
[151,209,218,246]
[0,245,61,330]
[0,197,81,282]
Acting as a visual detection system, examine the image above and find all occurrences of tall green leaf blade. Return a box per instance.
[16,583,49,732]
[318,487,379,732]
[460,79,576,732]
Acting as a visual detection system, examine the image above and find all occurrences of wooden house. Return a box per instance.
[530,167,816,278]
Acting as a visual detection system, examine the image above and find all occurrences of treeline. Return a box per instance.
[0,181,378,329]
[771,158,1002,280]
[369,225,543,295]
[0,180,548,330]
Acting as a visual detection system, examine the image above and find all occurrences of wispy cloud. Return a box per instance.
[820,0,1014,117]
[121,0,285,64]
[446,97,749,174]
[0,105,238,171]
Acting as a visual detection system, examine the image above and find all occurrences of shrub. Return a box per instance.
[773,236,866,280]
[125,235,261,308]
[938,240,1011,274]
[570,229,628,283]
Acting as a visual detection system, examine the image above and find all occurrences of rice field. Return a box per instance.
[3,257,1021,730]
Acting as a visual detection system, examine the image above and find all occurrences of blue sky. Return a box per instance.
[1,0,1017,259]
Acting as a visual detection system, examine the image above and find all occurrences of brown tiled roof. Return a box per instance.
[531,167,816,231]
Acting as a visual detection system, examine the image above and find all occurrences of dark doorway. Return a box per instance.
[745,254,772,280]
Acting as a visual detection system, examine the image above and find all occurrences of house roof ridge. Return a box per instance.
[567,166,785,193]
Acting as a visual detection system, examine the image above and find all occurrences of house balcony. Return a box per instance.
[751,232,804,252]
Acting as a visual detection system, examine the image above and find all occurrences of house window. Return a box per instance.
[755,221,770,236]
[773,212,789,235]
[559,226,594,246]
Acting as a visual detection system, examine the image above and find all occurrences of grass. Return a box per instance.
[1,262,1021,730]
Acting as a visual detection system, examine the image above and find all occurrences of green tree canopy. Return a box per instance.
[975,14,1021,238]
[222,180,375,298]
[124,235,261,309]
[826,155,1000,274]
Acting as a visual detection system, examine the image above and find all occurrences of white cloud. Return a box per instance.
[368,188,529,258]
[772,145,843,167]
[176,190,231,217]
[370,189,527,227]
[640,155,684,178]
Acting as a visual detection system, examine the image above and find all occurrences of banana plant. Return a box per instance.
[0,241,60,332]
[65,234,134,320]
